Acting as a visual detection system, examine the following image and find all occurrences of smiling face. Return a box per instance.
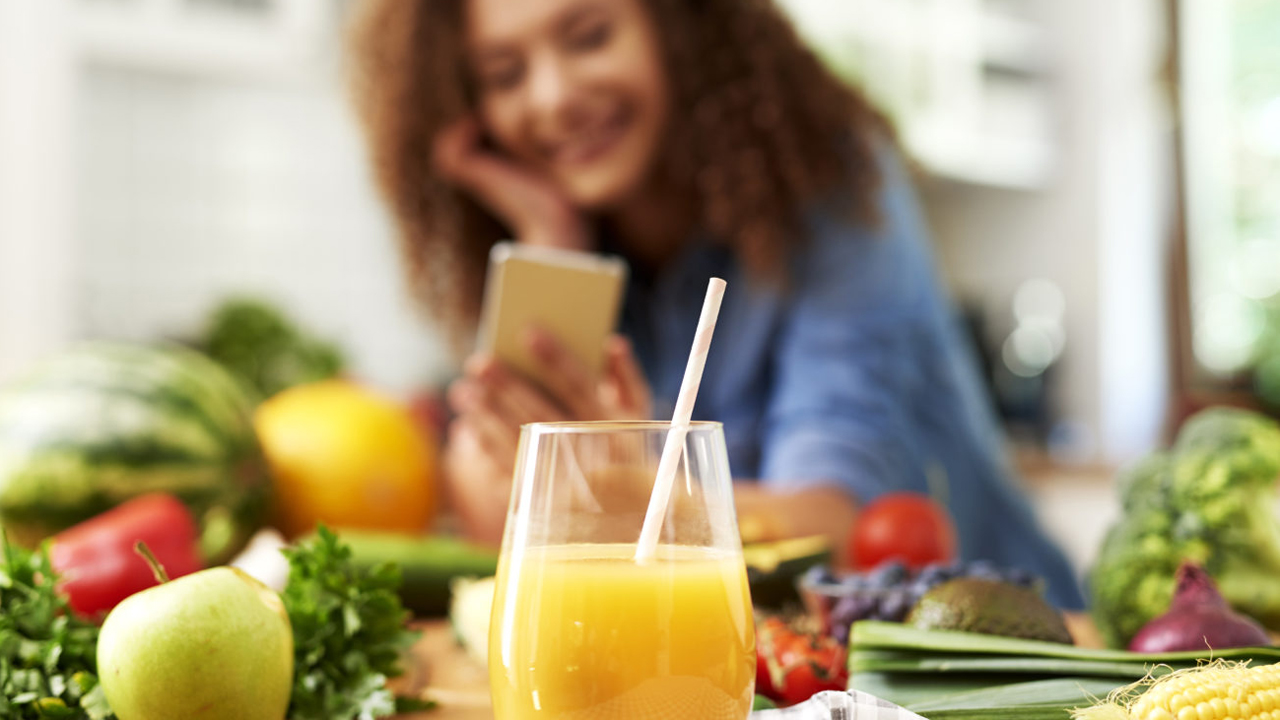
[465,0,672,211]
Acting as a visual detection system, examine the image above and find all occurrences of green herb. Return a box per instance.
[282,526,423,720]
[0,534,115,720]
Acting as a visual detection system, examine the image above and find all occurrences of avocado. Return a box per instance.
[906,578,1073,644]
[743,535,831,609]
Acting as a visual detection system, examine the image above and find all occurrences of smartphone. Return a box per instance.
[477,242,628,386]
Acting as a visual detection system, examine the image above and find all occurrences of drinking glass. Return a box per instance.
[488,421,756,720]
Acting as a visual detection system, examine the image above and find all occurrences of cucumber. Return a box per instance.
[335,530,499,616]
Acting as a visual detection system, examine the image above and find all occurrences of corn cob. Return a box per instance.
[1073,661,1280,720]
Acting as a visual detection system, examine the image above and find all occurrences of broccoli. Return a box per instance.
[1090,407,1280,648]
[196,297,345,400]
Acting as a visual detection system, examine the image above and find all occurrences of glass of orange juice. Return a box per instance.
[489,421,756,720]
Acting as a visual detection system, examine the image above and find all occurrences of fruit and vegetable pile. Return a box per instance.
[0,523,432,720]
[5,303,1280,719]
[1090,407,1280,648]
[800,558,1040,643]
[0,311,475,720]
[744,406,1280,717]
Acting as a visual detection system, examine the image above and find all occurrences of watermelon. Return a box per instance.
[0,342,271,563]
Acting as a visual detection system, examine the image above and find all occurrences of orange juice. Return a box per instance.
[489,543,756,720]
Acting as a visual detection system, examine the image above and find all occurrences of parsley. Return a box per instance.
[282,526,428,720]
[0,534,115,720]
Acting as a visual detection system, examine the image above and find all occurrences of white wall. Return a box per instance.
[72,64,453,393]
[0,0,78,381]
[0,3,453,393]
[924,0,1172,464]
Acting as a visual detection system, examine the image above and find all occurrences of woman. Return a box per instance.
[349,0,1084,608]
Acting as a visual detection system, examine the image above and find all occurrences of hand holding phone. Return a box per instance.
[477,242,628,389]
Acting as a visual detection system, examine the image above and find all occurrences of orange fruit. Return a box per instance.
[254,379,436,538]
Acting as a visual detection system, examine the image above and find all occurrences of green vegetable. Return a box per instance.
[0,533,114,719]
[337,530,499,617]
[1090,407,1280,647]
[196,297,344,399]
[904,677,1124,715]
[906,578,1072,644]
[282,526,421,720]
[848,620,1280,718]
[752,693,778,711]
[850,620,1280,666]
[0,342,271,564]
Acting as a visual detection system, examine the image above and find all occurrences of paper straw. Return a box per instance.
[635,277,727,562]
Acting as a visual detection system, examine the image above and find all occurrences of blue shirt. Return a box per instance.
[616,151,1085,609]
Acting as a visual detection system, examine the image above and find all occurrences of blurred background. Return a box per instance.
[1,0,1278,573]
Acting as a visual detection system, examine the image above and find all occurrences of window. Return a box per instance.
[1178,0,1280,411]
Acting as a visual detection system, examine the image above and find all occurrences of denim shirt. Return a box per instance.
[616,152,1085,609]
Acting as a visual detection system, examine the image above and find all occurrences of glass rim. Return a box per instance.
[520,420,724,434]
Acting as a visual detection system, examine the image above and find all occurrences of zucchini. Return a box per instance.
[336,530,499,616]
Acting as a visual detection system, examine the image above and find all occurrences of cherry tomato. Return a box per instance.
[848,492,957,571]
[755,616,847,706]
[755,648,775,698]
[755,616,792,698]
[775,643,847,706]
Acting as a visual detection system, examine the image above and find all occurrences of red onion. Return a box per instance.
[1128,561,1271,653]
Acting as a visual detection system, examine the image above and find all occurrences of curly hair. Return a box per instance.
[347,0,892,343]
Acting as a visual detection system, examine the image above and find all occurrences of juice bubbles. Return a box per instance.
[489,543,755,720]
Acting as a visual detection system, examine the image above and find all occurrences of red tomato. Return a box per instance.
[776,645,847,706]
[775,634,847,705]
[848,492,957,571]
[755,648,775,698]
[756,616,847,706]
[755,616,792,698]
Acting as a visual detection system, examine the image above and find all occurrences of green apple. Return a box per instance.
[97,567,293,720]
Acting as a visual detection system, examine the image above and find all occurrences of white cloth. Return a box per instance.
[751,691,926,720]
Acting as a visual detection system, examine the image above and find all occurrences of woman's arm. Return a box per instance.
[441,332,653,544]
[734,483,858,564]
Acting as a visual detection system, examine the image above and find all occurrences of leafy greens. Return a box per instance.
[1090,407,1280,647]
[0,534,114,720]
[282,526,428,720]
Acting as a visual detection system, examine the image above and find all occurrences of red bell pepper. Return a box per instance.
[50,493,203,618]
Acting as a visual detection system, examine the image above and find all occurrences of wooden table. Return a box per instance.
[393,614,1105,719]
[395,621,493,719]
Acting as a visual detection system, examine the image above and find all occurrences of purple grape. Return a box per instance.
[840,574,871,592]
[916,563,951,588]
[833,593,878,623]
[907,579,934,601]
[805,564,838,586]
[868,560,908,588]
[967,560,1003,581]
[878,588,914,622]
[1006,567,1036,587]
[830,593,877,643]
